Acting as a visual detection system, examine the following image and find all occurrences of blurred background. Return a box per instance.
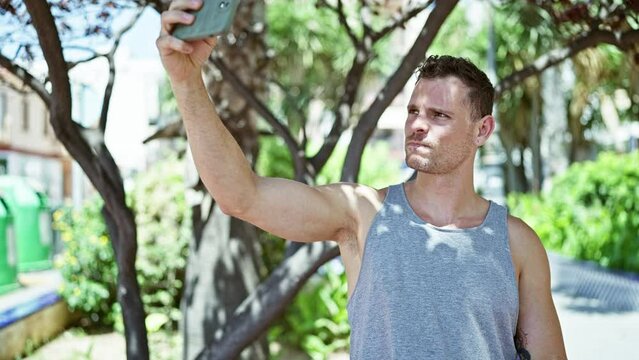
[0,0,638,359]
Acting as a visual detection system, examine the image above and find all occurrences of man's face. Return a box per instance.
[404,76,478,174]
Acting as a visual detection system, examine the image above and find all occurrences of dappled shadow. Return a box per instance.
[549,253,639,314]
[181,202,267,359]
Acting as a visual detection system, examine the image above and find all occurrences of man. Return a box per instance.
[157,1,567,358]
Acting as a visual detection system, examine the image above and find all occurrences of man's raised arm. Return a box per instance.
[156,0,363,243]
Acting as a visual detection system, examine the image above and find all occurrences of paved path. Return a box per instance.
[549,253,639,360]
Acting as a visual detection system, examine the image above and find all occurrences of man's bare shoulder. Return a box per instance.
[318,182,387,208]
[507,214,549,279]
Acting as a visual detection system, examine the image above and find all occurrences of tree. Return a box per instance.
[1,1,151,358]
[493,0,639,192]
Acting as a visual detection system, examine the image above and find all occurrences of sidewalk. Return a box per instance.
[549,253,639,359]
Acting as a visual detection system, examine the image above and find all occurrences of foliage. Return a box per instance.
[428,3,487,68]
[257,135,401,358]
[54,196,118,326]
[130,156,191,330]
[257,136,401,187]
[269,262,350,360]
[159,75,179,118]
[54,157,191,330]
[265,0,352,136]
[264,0,394,137]
[508,151,639,272]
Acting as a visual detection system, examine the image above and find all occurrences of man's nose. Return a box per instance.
[407,118,429,136]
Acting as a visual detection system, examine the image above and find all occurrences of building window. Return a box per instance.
[22,96,29,132]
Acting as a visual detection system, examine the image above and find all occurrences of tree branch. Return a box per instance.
[142,117,183,144]
[209,56,310,182]
[99,8,144,133]
[0,52,51,106]
[309,52,369,172]
[195,241,340,360]
[359,0,374,38]
[270,78,311,137]
[66,51,102,70]
[495,28,639,99]
[342,0,459,182]
[318,0,359,46]
[371,0,435,42]
[144,0,171,12]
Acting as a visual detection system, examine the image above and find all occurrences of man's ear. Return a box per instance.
[475,115,495,146]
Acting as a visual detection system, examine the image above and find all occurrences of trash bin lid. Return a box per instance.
[0,176,40,209]
[0,197,10,218]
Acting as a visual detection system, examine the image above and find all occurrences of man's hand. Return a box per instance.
[156,0,217,83]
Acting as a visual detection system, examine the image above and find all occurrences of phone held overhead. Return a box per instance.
[172,0,241,40]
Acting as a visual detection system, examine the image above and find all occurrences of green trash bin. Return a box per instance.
[0,196,19,294]
[0,176,52,272]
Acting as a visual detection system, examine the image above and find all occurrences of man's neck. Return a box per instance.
[406,169,487,228]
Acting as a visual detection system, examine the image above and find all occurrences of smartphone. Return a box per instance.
[172,0,241,41]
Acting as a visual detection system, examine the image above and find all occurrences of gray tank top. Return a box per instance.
[347,183,519,359]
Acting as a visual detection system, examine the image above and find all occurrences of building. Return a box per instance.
[0,67,69,207]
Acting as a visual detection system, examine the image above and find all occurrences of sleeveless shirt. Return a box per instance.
[347,183,519,359]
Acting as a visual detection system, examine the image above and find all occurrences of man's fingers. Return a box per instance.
[160,10,196,35]
[168,0,202,11]
[160,0,202,35]
[201,37,218,48]
[156,35,194,55]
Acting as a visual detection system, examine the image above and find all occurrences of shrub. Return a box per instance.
[54,157,191,331]
[269,262,350,360]
[54,198,117,325]
[508,151,639,272]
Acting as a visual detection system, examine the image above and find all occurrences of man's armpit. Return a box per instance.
[515,328,531,360]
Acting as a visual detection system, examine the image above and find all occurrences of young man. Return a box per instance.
[157,1,567,358]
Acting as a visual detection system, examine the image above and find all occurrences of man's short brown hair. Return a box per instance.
[415,55,494,121]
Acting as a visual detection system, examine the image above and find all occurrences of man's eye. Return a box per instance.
[435,112,448,118]
[408,109,419,115]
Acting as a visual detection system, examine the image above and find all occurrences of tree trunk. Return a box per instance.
[567,87,594,163]
[498,132,529,194]
[102,204,148,360]
[181,1,269,359]
[23,1,149,358]
[540,63,571,178]
[181,189,267,360]
[529,86,543,193]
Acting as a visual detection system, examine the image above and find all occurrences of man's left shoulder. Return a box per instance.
[506,214,549,276]
[506,214,539,243]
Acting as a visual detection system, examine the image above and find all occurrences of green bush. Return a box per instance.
[508,151,639,272]
[54,157,191,331]
[269,262,350,360]
[130,157,191,331]
[54,199,117,326]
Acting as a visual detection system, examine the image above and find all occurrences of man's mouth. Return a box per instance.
[406,141,430,149]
